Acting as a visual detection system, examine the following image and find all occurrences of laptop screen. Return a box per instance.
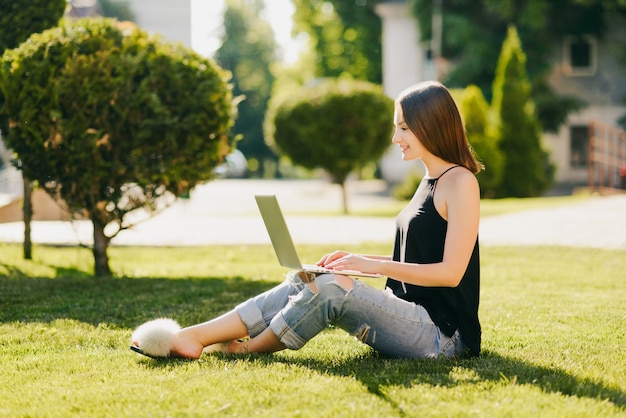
[254,195,304,270]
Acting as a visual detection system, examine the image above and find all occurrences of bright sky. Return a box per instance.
[191,0,301,62]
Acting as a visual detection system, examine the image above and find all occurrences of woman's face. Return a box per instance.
[392,104,425,161]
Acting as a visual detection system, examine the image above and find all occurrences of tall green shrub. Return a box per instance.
[266,78,393,213]
[492,26,553,197]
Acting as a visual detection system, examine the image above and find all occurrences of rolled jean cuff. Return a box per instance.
[269,311,307,350]
[234,299,268,338]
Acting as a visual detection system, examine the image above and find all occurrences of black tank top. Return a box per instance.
[385,166,481,356]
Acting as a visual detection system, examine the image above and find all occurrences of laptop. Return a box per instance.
[254,195,382,278]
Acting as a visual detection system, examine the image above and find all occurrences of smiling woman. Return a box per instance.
[131,81,483,361]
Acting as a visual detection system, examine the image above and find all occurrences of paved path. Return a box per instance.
[0,179,624,250]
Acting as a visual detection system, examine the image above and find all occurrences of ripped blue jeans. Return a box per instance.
[235,272,466,359]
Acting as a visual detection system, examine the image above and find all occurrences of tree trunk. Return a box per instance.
[340,181,349,215]
[22,175,33,260]
[92,218,111,276]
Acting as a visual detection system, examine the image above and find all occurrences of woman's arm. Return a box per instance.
[323,170,480,287]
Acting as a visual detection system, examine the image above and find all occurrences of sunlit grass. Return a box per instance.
[0,243,624,417]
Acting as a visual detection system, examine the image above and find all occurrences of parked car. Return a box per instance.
[215,149,247,178]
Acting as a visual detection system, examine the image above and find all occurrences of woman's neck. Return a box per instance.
[422,157,457,179]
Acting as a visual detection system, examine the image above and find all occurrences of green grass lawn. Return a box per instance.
[0,242,624,417]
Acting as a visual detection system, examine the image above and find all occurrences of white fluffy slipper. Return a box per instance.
[131,318,181,358]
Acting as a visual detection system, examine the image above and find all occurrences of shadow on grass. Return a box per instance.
[243,350,625,414]
[138,348,626,414]
[0,263,276,328]
[2,265,624,413]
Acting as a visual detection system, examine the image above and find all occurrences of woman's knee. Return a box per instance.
[307,273,354,294]
[333,274,355,290]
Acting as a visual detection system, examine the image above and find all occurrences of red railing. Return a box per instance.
[588,122,626,193]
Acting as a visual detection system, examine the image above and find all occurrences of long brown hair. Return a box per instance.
[397,81,482,174]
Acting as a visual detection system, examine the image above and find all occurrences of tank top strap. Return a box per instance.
[431,165,460,197]
[434,165,461,181]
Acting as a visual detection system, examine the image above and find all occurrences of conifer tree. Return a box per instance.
[492,26,553,197]
[456,85,503,198]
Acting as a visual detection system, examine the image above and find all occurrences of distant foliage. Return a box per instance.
[392,170,422,201]
[292,0,382,83]
[408,0,624,132]
[99,0,135,21]
[216,0,277,177]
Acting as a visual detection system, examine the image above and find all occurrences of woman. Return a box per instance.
[131,81,482,359]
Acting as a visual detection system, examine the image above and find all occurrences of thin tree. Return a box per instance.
[0,0,66,260]
[98,0,135,20]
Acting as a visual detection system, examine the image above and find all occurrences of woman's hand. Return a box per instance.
[318,251,380,274]
[317,250,351,267]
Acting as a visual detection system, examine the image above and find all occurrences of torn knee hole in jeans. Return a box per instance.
[306,282,318,294]
[353,323,373,343]
[333,275,354,291]
[305,280,351,295]
[303,275,354,297]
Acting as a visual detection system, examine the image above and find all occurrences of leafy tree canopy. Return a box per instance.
[0,18,235,275]
[0,0,67,260]
[452,85,503,198]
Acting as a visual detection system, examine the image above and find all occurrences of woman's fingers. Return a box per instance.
[317,250,349,266]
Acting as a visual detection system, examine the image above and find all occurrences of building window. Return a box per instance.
[570,125,589,168]
[563,36,597,76]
